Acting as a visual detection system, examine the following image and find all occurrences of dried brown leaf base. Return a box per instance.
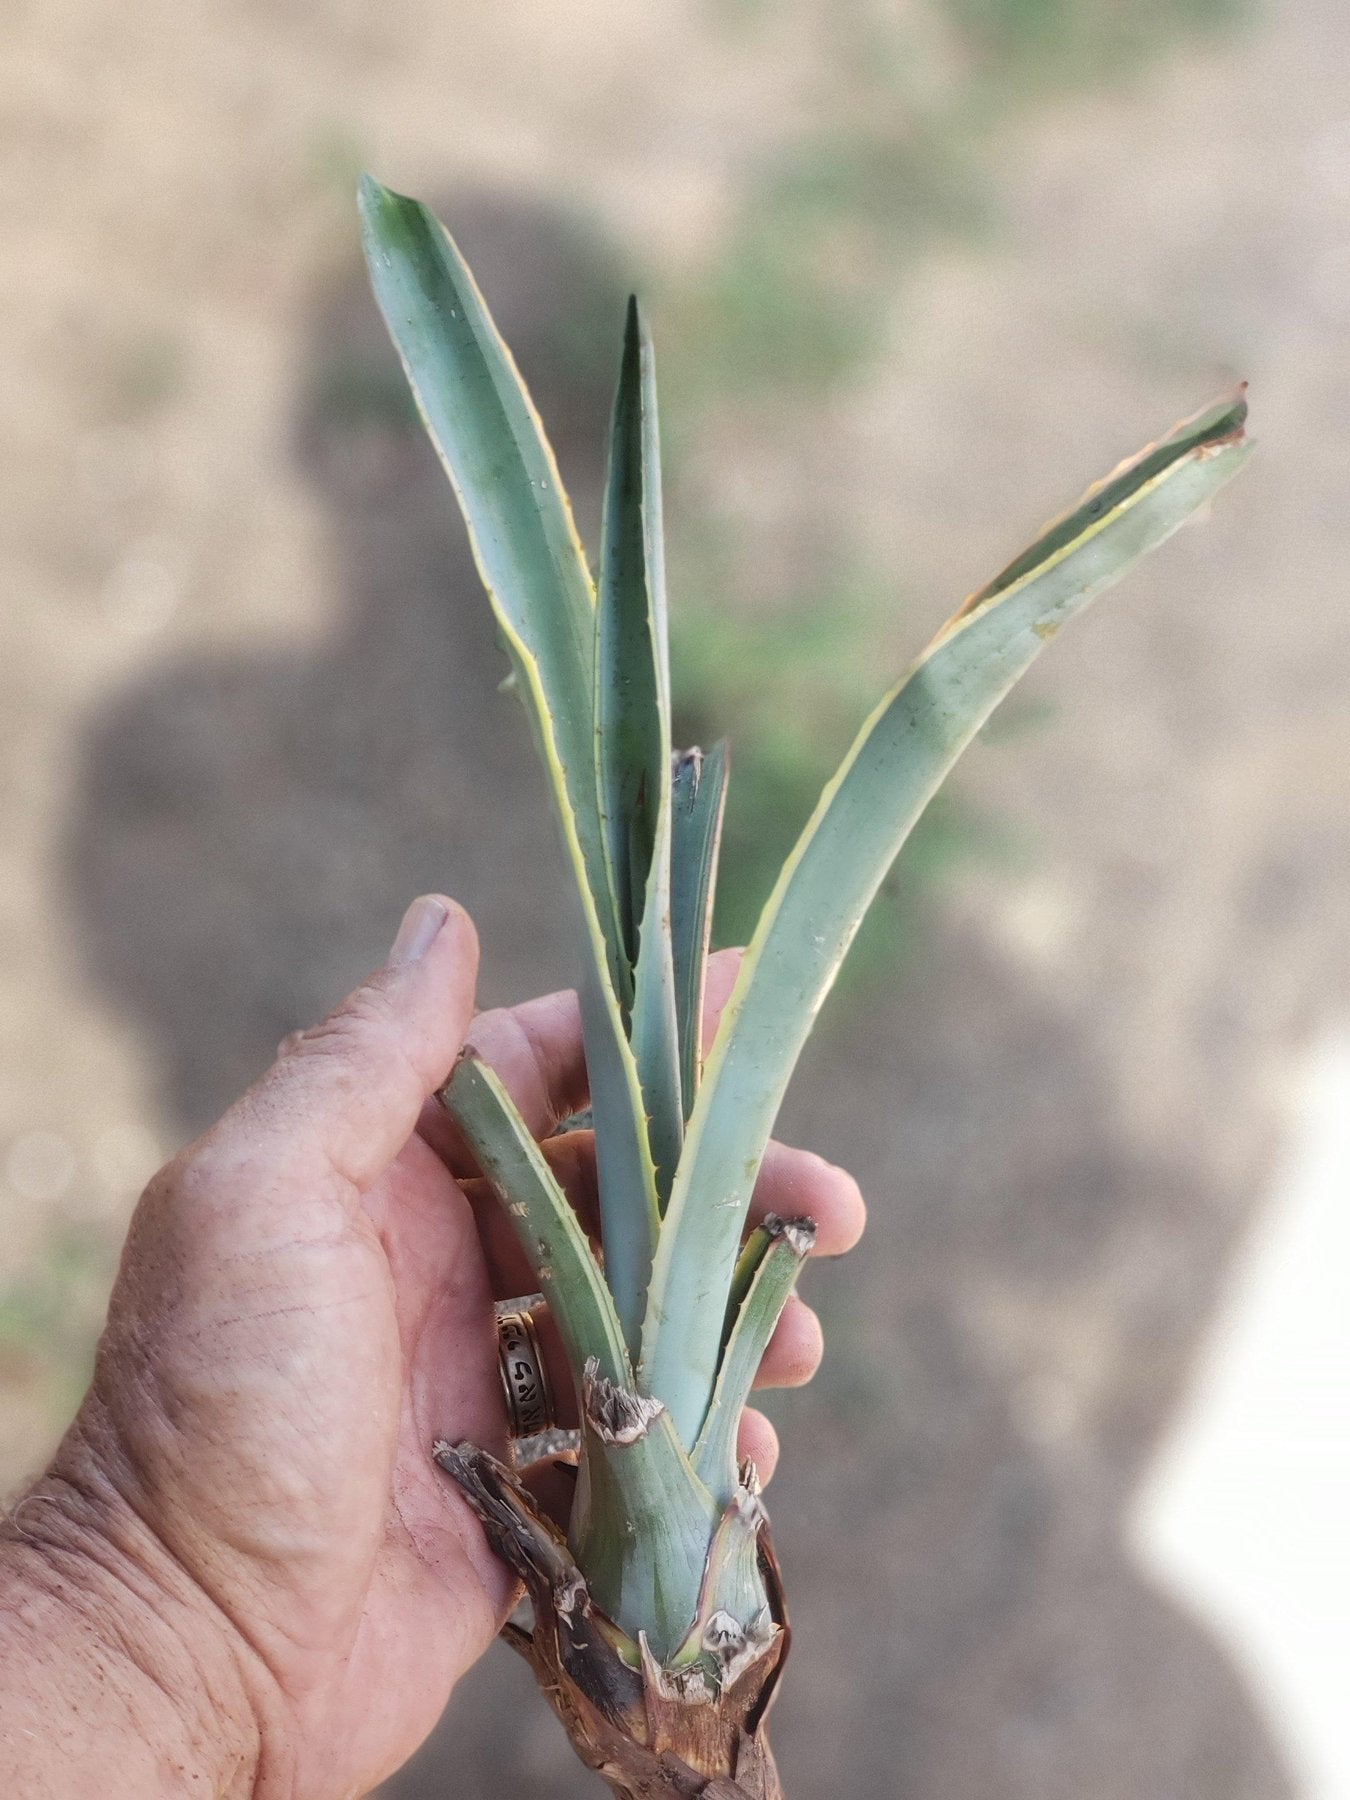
[434,1443,788,1799]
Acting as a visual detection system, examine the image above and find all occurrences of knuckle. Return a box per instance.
[286,981,416,1091]
[132,1152,190,1223]
[160,1142,224,1206]
[315,979,401,1050]
[157,1136,253,1216]
[468,1006,552,1124]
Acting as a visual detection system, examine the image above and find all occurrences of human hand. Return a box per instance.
[0,897,865,1800]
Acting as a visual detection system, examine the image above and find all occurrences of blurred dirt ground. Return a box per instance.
[4,0,1350,1794]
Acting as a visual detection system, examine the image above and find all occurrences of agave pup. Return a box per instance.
[359,176,1249,1798]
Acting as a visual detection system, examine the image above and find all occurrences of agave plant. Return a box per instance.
[359,174,1249,1798]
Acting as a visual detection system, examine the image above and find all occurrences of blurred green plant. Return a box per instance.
[650,0,1250,967]
[670,562,976,966]
[0,1225,110,1422]
[946,0,1247,79]
[668,127,987,408]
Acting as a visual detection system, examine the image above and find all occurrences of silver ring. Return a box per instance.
[497,1308,555,1438]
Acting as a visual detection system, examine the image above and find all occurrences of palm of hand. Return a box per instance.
[83,1119,506,1797]
[45,902,860,1800]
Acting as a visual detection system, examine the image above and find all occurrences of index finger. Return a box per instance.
[420,947,745,1174]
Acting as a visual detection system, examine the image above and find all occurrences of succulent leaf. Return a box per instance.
[442,1055,630,1388]
[569,1363,720,1660]
[597,301,684,1208]
[642,395,1252,1442]
[669,741,729,1121]
[692,1215,815,1503]
[667,1485,778,1692]
[360,179,661,1351]
[361,186,1252,1713]
[596,299,669,969]
[358,178,625,1002]
[579,967,660,1356]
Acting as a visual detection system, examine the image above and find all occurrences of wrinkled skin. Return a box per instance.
[0,898,864,1799]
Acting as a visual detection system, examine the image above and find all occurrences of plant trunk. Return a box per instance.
[435,1443,789,1798]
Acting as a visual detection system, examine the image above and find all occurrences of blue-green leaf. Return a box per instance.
[442,1055,630,1388]
[595,300,683,1210]
[669,742,729,1120]
[362,179,661,1354]
[569,1364,719,1661]
[596,298,667,967]
[642,394,1253,1442]
[358,176,625,1008]
[691,1215,814,1504]
[579,966,659,1358]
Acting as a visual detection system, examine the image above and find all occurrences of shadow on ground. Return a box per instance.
[63,201,1294,1800]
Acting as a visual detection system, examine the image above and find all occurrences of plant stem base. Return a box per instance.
[435,1442,788,1798]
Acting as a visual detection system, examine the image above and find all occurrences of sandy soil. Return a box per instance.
[4,0,1350,1794]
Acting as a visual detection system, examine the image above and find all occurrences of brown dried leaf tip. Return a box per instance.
[583,1357,667,1444]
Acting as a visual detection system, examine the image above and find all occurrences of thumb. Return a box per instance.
[205,896,479,1201]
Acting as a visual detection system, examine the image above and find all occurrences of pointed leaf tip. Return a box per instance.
[644,389,1251,1442]
[356,170,401,220]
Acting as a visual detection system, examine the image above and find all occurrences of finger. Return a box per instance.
[499,1282,818,1415]
[421,947,748,1178]
[752,1142,866,1257]
[197,896,478,1203]
[460,1132,600,1298]
[490,1298,818,1437]
[751,1295,823,1390]
[737,1409,780,1485]
[465,988,590,1139]
[466,1130,861,1298]
[701,946,744,1048]
[418,987,586,1175]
